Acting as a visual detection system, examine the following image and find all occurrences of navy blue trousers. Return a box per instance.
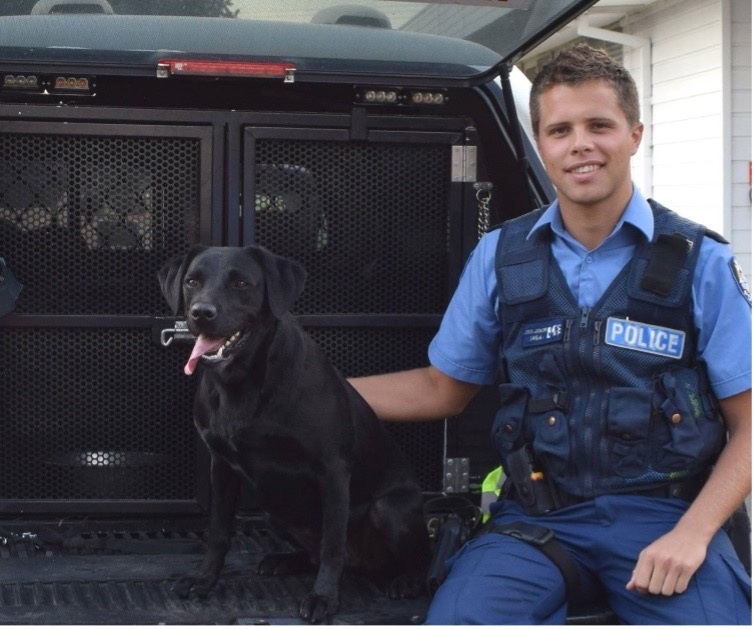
[426,495,751,624]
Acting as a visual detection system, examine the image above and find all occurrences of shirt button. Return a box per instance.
[586,256,593,263]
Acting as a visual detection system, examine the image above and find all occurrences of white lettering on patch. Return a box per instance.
[605,317,685,359]
[521,318,564,347]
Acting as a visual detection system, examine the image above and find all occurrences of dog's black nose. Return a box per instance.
[190,303,217,321]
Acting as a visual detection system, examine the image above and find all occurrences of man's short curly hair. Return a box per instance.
[529,43,640,136]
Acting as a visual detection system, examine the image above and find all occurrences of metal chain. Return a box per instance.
[474,182,493,237]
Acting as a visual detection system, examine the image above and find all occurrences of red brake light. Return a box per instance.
[157,59,295,83]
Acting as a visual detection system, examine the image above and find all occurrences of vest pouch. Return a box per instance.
[606,387,652,477]
[530,409,570,479]
[654,369,725,472]
[491,384,529,461]
[527,353,571,478]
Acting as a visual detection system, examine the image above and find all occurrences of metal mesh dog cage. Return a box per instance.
[0,113,474,511]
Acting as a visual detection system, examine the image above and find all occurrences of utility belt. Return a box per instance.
[424,457,711,607]
[426,448,713,608]
[504,444,706,516]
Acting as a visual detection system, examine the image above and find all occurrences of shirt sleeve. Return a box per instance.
[693,237,752,399]
[428,230,502,385]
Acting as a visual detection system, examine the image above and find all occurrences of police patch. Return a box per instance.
[729,258,751,306]
[605,317,685,360]
[521,318,564,347]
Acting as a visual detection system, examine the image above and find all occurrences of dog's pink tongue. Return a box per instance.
[184,333,225,376]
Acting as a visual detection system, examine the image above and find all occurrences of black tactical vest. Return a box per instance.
[491,200,725,498]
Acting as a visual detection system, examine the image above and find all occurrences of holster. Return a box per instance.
[504,444,560,516]
[424,495,482,595]
[426,513,463,594]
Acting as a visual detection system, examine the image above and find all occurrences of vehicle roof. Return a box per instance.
[0,14,501,79]
[0,1,598,81]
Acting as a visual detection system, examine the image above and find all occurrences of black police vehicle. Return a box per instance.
[0,0,657,624]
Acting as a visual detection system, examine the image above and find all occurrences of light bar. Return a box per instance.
[157,59,295,83]
[3,74,39,89]
[54,76,91,91]
[363,89,398,104]
[355,87,447,107]
[410,90,446,105]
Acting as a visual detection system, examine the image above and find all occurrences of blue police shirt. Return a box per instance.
[428,187,752,400]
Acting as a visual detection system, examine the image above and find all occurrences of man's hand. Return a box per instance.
[626,527,707,596]
[627,390,751,597]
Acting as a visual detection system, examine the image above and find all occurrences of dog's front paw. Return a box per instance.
[299,591,339,624]
[173,571,219,599]
[385,573,425,600]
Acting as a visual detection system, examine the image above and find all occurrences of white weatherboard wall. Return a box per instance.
[728,0,752,284]
[622,0,751,283]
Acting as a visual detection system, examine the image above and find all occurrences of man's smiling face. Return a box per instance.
[535,79,643,217]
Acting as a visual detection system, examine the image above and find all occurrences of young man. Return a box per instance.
[350,44,752,624]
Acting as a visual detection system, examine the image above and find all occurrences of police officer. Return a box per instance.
[350,44,751,624]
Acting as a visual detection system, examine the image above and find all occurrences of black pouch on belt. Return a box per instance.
[0,257,22,317]
[424,495,483,594]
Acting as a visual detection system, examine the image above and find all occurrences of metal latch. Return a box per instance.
[160,320,195,347]
[444,457,470,493]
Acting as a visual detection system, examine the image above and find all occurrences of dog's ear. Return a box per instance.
[157,245,207,315]
[247,246,307,318]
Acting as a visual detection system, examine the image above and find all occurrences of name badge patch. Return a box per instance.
[605,317,685,359]
[522,319,564,347]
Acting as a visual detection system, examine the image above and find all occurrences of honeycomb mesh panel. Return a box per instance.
[0,123,454,505]
[251,135,453,492]
[0,125,204,505]
[0,328,197,500]
[306,326,435,378]
[253,138,450,315]
[307,326,443,490]
[0,130,201,315]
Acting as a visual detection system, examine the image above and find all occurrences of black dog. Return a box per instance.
[158,245,429,623]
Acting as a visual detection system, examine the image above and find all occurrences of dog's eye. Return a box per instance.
[233,280,249,289]
[185,278,199,288]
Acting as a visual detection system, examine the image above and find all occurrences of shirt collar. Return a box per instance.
[528,186,654,244]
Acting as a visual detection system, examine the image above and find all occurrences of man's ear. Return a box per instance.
[157,244,207,315]
[247,246,307,318]
[630,121,644,155]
